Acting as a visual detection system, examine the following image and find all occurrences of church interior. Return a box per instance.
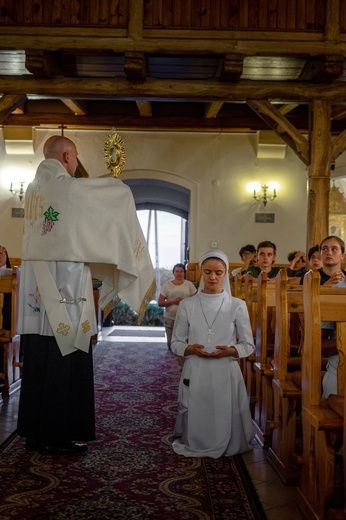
[1,1,346,518]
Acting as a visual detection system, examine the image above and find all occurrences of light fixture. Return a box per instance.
[246,182,279,207]
[9,181,25,202]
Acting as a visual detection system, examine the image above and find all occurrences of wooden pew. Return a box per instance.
[9,257,21,268]
[267,270,304,483]
[243,273,257,416]
[253,271,276,447]
[186,262,200,285]
[231,273,248,382]
[0,271,20,398]
[297,270,345,520]
[232,272,244,298]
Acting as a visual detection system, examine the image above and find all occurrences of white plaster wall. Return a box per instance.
[0,128,309,264]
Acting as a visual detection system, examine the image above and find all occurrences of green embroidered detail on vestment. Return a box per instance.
[42,205,60,235]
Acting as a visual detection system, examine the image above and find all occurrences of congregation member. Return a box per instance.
[0,245,12,385]
[286,250,307,277]
[301,235,346,397]
[286,245,322,284]
[170,249,255,458]
[0,245,12,331]
[308,244,322,270]
[231,244,257,278]
[17,135,155,455]
[158,263,196,348]
[245,240,281,280]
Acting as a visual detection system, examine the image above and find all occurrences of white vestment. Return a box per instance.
[170,291,255,458]
[18,158,156,355]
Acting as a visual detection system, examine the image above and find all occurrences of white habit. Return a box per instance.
[170,291,255,458]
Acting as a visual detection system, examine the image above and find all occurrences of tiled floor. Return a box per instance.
[243,440,305,519]
[0,326,307,519]
[0,389,20,447]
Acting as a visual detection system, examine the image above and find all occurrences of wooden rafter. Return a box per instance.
[61,99,88,116]
[247,99,310,165]
[0,94,27,123]
[136,101,152,117]
[331,129,346,162]
[279,103,300,116]
[204,102,224,119]
[331,105,346,121]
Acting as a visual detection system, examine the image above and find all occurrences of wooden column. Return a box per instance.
[307,100,332,249]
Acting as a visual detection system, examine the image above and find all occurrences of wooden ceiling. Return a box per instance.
[1,0,346,135]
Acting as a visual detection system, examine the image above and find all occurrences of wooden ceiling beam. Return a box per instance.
[204,102,224,118]
[331,105,346,121]
[220,54,243,82]
[136,101,152,117]
[1,112,274,132]
[0,94,27,123]
[331,129,346,162]
[1,31,346,56]
[3,76,346,102]
[279,103,300,115]
[299,54,344,83]
[61,99,88,115]
[25,50,61,78]
[247,99,310,165]
[124,52,147,80]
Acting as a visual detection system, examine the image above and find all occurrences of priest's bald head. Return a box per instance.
[43,136,78,177]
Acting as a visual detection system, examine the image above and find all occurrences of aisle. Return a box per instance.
[0,326,305,519]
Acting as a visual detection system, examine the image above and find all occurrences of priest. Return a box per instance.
[17,135,155,455]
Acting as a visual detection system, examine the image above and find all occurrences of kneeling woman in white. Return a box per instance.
[171,249,255,458]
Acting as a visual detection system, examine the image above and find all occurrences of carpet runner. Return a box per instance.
[0,340,266,520]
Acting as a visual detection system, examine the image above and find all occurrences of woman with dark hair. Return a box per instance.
[0,245,12,386]
[170,250,255,458]
[0,245,12,330]
[158,263,196,348]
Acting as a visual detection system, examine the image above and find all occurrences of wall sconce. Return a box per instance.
[246,182,279,207]
[9,181,25,202]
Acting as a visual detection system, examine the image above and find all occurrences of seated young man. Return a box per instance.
[231,244,257,278]
[244,240,281,280]
[307,244,322,270]
[286,250,307,277]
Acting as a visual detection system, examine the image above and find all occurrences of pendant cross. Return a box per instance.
[207,328,213,342]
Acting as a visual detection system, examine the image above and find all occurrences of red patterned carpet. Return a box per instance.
[0,340,266,520]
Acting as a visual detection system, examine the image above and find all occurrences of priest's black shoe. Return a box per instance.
[38,441,88,455]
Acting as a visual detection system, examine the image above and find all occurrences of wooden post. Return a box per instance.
[307,100,332,249]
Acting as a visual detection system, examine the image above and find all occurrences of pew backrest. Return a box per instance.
[273,269,304,379]
[255,271,276,363]
[243,273,257,336]
[0,273,17,337]
[303,269,346,407]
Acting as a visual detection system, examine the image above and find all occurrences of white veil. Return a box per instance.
[198,249,232,295]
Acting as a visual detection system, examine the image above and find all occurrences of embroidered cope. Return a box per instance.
[18,158,156,355]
